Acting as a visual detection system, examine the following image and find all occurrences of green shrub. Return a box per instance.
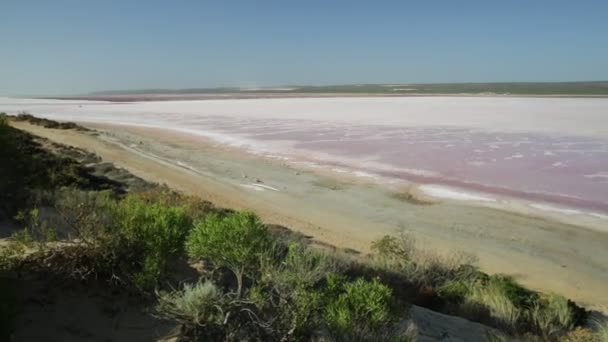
[324,278,398,340]
[255,243,337,339]
[53,189,117,245]
[113,195,192,290]
[370,234,414,265]
[186,211,272,294]
[136,187,216,221]
[156,279,225,326]
[261,242,335,289]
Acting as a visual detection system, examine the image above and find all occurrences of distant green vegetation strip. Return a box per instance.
[89,81,608,96]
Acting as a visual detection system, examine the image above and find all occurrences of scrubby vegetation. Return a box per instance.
[1,116,606,341]
[12,112,88,130]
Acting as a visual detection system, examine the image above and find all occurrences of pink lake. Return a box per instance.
[2,96,608,214]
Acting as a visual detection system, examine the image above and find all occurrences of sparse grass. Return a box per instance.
[371,233,477,287]
[594,318,608,342]
[156,279,225,326]
[370,233,587,339]
[530,294,575,339]
[465,277,523,331]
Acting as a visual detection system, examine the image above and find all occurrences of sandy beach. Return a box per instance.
[11,120,608,313]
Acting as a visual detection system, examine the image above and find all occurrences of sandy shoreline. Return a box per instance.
[11,121,608,313]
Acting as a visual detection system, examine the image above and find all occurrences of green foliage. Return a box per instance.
[256,243,337,339]
[136,187,216,221]
[487,275,538,308]
[13,208,58,248]
[111,195,192,290]
[465,278,523,331]
[0,123,117,217]
[371,233,476,289]
[187,211,272,293]
[530,294,575,339]
[457,275,580,339]
[30,189,192,291]
[324,278,396,339]
[370,234,414,264]
[156,279,225,326]
[261,242,335,289]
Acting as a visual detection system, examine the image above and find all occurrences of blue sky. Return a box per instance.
[1,0,607,95]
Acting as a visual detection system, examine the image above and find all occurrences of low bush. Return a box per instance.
[112,195,192,290]
[13,112,86,130]
[187,211,272,294]
[156,279,226,326]
[136,187,217,221]
[17,190,193,291]
[324,278,409,341]
[255,243,337,339]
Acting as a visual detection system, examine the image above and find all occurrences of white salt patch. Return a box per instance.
[400,167,441,177]
[505,153,524,160]
[419,185,496,202]
[544,151,555,156]
[584,172,608,179]
[552,162,566,167]
[254,184,280,191]
[240,183,279,192]
[353,171,379,179]
[590,212,608,220]
[176,161,199,173]
[240,184,265,191]
[331,168,349,173]
[529,203,582,215]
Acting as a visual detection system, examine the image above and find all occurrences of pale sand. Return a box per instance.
[12,121,608,313]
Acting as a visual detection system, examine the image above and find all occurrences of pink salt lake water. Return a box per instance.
[2,96,608,214]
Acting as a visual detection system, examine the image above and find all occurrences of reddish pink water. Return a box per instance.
[216,119,608,213]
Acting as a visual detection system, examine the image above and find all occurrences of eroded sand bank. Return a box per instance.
[11,121,608,313]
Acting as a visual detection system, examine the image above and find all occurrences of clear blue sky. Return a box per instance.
[1,0,607,95]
